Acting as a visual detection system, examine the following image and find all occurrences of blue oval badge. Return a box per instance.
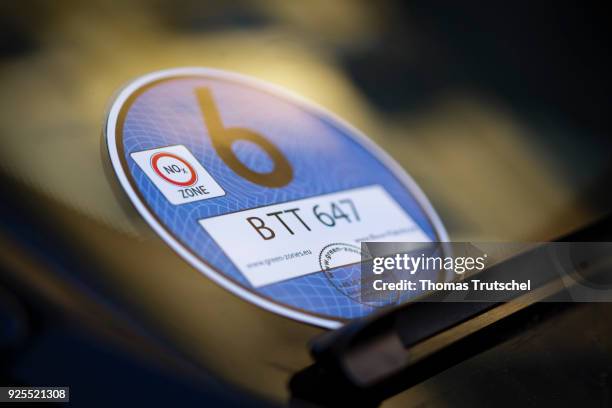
[105,68,447,328]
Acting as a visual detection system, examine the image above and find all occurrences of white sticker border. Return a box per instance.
[104,67,449,329]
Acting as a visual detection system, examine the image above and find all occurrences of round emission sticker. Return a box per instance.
[105,68,448,328]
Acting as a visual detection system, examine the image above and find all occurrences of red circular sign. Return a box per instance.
[151,152,198,186]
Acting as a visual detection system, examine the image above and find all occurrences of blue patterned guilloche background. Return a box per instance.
[121,76,438,320]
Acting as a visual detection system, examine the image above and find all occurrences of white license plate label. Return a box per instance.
[199,185,430,287]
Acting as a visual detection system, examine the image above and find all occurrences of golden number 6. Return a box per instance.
[196,87,293,188]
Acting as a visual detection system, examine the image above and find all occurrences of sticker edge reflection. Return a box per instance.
[104,67,449,329]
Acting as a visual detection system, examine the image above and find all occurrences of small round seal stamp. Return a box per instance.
[319,243,399,307]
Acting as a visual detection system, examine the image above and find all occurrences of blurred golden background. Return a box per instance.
[1,1,611,406]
